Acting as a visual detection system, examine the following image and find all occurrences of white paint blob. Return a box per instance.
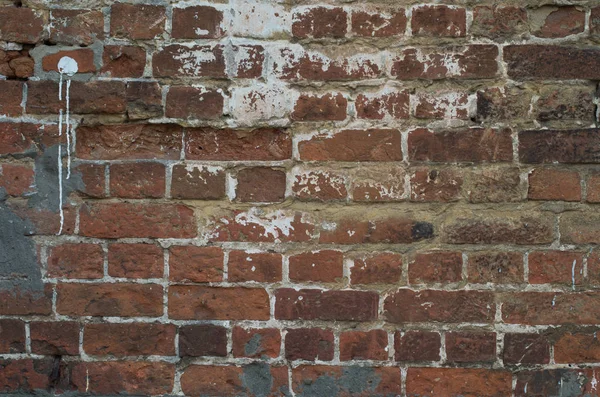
[56,56,79,235]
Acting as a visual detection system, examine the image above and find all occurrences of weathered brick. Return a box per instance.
[47,243,104,279]
[49,9,104,45]
[534,85,595,121]
[0,163,34,196]
[289,250,343,283]
[408,251,462,284]
[109,162,165,199]
[476,86,530,122]
[0,320,25,354]
[351,253,402,285]
[228,250,282,282]
[560,213,600,244]
[528,168,581,201]
[108,243,163,279]
[110,3,166,40]
[467,251,524,284]
[56,283,163,317]
[170,164,226,200]
[232,327,281,358]
[172,6,224,39]
[286,328,334,361]
[291,93,347,121]
[84,323,175,356]
[407,368,512,397]
[395,330,440,362]
[355,90,409,120]
[179,325,227,357]
[528,251,584,285]
[411,5,466,37]
[166,86,223,119]
[0,80,23,117]
[185,128,291,161]
[472,6,528,39]
[126,81,163,120]
[101,46,146,78]
[0,7,45,44]
[350,165,405,202]
[320,218,434,244]
[519,129,600,163]
[410,168,463,203]
[514,369,599,397]
[464,167,525,203]
[169,286,270,320]
[503,333,550,365]
[384,289,495,324]
[169,246,223,283]
[299,129,402,161]
[292,366,402,396]
[408,128,513,163]
[446,332,496,363]
[292,168,347,202]
[275,288,378,321]
[74,163,106,198]
[531,6,585,38]
[292,7,347,38]
[413,91,470,120]
[79,203,196,239]
[340,330,388,361]
[0,359,56,391]
[42,49,95,73]
[0,286,52,316]
[501,292,600,325]
[352,8,406,37]
[236,167,286,203]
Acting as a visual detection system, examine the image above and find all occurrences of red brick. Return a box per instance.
[384,289,494,324]
[0,163,34,196]
[0,320,25,354]
[503,333,550,365]
[442,213,554,245]
[71,361,174,395]
[109,162,165,199]
[588,250,600,285]
[352,8,406,37]
[80,202,196,239]
[409,251,462,284]
[593,7,600,37]
[274,46,381,81]
[291,93,347,121]
[101,45,146,78]
[286,328,334,361]
[42,49,95,73]
[0,80,23,117]
[501,291,600,325]
[27,81,126,115]
[9,202,76,235]
[49,9,104,45]
[166,86,223,119]
[472,6,528,39]
[520,129,600,163]
[298,129,402,161]
[446,332,496,363]
[292,366,401,396]
[0,359,56,391]
[560,213,600,244]
[340,330,387,361]
[351,253,402,285]
[126,81,162,120]
[407,368,512,397]
[289,250,343,283]
[0,7,45,44]
[228,250,282,282]
[56,283,163,317]
[84,323,175,357]
[356,90,409,119]
[391,45,498,80]
[74,163,106,198]
[408,128,512,163]
[275,288,378,321]
[533,6,585,38]
[554,332,600,363]
[411,5,466,37]
[506,45,600,80]
[293,7,347,38]
[516,369,600,397]
[320,218,433,244]
[110,3,165,39]
[236,167,286,203]
[108,243,163,279]
[410,168,463,202]
[395,330,440,362]
[185,128,291,161]
[467,251,524,284]
[414,91,470,120]
[30,321,79,355]
[181,364,288,397]
[47,243,104,279]
[171,164,225,200]
[6,53,34,78]
[179,325,227,357]
[0,286,52,315]
[528,251,584,285]
[232,327,281,358]
[208,210,316,243]
[292,168,348,201]
[169,286,270,320]
[528,168,581,201]
[172,6,224,39]
[152,45,225,78]
[169,246,223,283]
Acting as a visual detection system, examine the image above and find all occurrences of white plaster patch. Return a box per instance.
[230,0,291,38]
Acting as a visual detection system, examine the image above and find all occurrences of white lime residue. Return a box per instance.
[56,56,78,235]
[235,208,296,241]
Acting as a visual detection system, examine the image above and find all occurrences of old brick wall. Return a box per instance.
[1,0,600,395]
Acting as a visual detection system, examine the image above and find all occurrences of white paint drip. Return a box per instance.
[572,260,577,291]
[56,56,78,235]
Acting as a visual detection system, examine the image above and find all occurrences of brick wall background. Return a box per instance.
[1,0,600,395]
